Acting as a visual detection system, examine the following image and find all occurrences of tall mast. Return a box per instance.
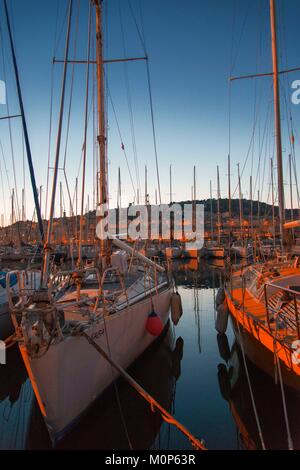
[217,165,221,244]
[117,167,121,209]
[3,0,44,242]
[94,0,107,257]
[78,3,92,266]
[43,0,72,285]
[193,166,196,202]
[289,154,294,241]
[11,189,14,236]
[270,0,285,248]
[169,164,172,204]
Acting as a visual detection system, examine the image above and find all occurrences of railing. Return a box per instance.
[264,282,300,340]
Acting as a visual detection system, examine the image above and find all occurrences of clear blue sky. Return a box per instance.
[1,0,300,224]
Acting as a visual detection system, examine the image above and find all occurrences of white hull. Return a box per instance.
[19,286,172,442]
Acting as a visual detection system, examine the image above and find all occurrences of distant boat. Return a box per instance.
[204,241,225,259]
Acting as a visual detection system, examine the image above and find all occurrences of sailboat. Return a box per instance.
[204,167,225,259]
[7,0,173,443]
[223,0,300,391]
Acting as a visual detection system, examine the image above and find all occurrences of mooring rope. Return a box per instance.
[79,330,206,450]
[239,274,266,450]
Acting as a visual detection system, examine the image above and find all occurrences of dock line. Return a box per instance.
[79,331,207,451]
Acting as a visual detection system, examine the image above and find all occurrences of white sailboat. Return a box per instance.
[7,0,172,443]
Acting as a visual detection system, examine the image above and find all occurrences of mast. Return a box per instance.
[4,0,44,241]
[193,165,196,202]
[117,166,121,209]
[94,0,107,258]
[217,165,221,244]
[169,164,172,204]
[289,153,294,240]
[42,0,72,285]
[60,182,63,243]
[270,0,285,248]
[11,189,14,239]
[78,2,92,266]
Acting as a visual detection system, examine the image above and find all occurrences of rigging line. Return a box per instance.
[273,339,294,450]
[43,0,73,284]
[45,0,61,219]
[107,85,136,199]
[78,0,91,266]
[251,1,263,180]
[62,0,81,171]
[232,83,272,198]
[92,22,96,210]
[0,22,20,222]
[119,0,141,199]
[101,310,134,450]
[0,154,7,224]
[128,0,162,204]
[230,1,251,75]
[254,102,271,200]
[260,110,271,203]
[229,0,237,74]
[227,0,236,160]
[240,276,266,450]
[0,138,12,195]
[128,0,146,56]
[53,1,69,57]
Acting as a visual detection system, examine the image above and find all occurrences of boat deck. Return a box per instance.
[228,266,300,346]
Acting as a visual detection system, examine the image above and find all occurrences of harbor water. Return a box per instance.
[1,260,300,450]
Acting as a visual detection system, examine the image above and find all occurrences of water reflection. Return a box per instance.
[25,327,183,449]
[5,259,299,450]
[0,347,33,449]
[217,335,300,450]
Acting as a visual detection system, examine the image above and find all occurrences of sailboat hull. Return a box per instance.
[19,285,172,442]
[225,289,300,391]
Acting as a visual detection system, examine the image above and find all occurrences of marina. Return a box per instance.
[1,0,300,456]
